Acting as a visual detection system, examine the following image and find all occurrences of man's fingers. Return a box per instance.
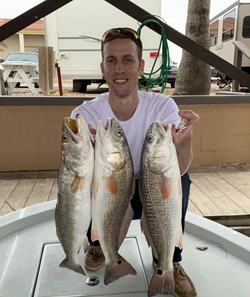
[88,124,96,135]
[179,110,199,123]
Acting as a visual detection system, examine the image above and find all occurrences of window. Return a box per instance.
[210,20,218,47]
[243,16,250,38]
[222,9,236,42]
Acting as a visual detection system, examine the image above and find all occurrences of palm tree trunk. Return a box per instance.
[173,0,211,95]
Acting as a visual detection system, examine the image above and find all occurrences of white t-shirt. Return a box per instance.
[71,91,181,178]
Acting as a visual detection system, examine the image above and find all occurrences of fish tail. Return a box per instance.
[59,258,86,275]
[104,255,137,285]
[148,269,174,297]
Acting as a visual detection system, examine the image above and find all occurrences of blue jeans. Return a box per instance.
[87,172,192,263]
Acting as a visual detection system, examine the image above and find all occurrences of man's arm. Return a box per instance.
[172,110,199,175]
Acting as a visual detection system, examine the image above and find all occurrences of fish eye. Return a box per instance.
[62,134,68,142]
[148,135,154,142]
[117,130,123,137]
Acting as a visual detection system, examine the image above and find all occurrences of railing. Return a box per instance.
[232,41,250,92]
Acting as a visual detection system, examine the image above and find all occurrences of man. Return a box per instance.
[71,27,199,297]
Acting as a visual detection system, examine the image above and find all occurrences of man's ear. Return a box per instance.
[100,62,105,76]
[139,59,145,76]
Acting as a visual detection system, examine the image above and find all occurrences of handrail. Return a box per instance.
[233,41,250,59]
[232,41,250,91]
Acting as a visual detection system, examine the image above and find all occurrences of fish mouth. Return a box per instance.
[96,118,122,155]
[64,115,88,143]
[97,117,115,137]
[155,120,169,134]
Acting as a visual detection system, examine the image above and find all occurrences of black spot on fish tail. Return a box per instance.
[148,269,174,297]
[104,255,137,285]
[157,268,163,275]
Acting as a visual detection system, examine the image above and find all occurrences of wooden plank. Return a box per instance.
[25,178,54,207]
[189,180,223,216]
[191,174,246,215]
[48,178,58,201]
[202,172,250,213]
[187,199,203,216]
[218,172,250,198]
[0,203,14,217]
[241,164,250,171]
[0,170,58,180]
[0,179,37,216]
[5,179,37,212]
[204,214,250,227]
[189,164,240,173]
[231,171,250,180]
[232,226,250,237]
[0,179,19,209]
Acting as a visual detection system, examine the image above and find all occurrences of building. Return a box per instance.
[0,18,44,60]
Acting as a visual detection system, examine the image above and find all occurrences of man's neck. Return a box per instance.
[109,93,139,121]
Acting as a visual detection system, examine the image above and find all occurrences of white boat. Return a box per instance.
[0,200,250,297]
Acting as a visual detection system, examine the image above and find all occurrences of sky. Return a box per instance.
[1,0,239,62]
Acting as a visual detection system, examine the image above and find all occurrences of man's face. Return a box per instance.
[101,38,144,99]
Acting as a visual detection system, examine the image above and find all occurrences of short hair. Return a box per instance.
[101,28,143,61]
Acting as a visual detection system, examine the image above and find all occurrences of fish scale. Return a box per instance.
[55,114,94,276]
[92,117,137,285]
[139,121,182,297]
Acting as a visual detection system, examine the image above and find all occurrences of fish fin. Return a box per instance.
[71,176,85,193]
[105,175,117,195]
[176,230,183,249]
[148,268,174,297]
[91,225,99,242]
[104,255,137,285]
[54,205,62,243]
[59,258,86,275]
[141,211,158,259]
[161,176,173,200]
[117,203,134,250]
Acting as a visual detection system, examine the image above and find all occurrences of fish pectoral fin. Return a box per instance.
[71,175,85,193]
[105,174,117,195]
[161,176,173,200]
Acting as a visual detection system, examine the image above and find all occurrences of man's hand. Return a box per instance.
[172,110,199,145]
[88,124,96,135]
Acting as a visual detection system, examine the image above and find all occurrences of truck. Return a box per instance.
[44,0,162,92]
[210,0,250,86]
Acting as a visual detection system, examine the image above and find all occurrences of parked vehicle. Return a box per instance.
[209,0,250,90]
[44,0,162,92]
[1,52,39,65]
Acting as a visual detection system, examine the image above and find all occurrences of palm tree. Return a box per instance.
[173,0,211,95]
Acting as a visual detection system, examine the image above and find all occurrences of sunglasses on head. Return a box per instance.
[102,28,142,48]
